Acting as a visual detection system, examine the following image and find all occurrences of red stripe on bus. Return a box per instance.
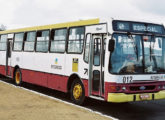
[21,68,90,96]
[0,65,6,75]
[21,69,68,92]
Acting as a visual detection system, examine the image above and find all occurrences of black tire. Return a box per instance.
[70,79,85,105]
[14,69,22,86]
[0,74,3,78]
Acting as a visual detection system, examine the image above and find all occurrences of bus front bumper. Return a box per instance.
[107,90,165,103]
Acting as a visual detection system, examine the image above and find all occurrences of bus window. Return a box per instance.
[24,31,36,52]
[67,27,85,53]
[36,30,49,52]
[94,38,101,66]
[13,33,24,51]
[50,28,67,53]
[84,34,91,62]
[0,34,7,51]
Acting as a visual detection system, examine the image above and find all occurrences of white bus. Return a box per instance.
[0,18,165,105]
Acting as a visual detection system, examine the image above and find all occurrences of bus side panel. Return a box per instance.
[11,67,14,78]
[21,69,47,87]
[0,65,6,76]
[104,82,111,101]
[83,79,89,97]
[21,68,68,92]
[47,74,68,92]
[0,51,7,76]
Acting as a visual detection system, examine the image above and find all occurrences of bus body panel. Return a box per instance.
[9,51,89,94]
[0,51,6,75]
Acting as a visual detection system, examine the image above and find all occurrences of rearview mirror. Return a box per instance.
[108,39,115,52]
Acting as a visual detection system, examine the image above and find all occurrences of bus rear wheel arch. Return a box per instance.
[70,79,85,105]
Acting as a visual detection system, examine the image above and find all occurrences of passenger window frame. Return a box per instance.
[13,32,24,52]
[0,34,8,51]
[36,29,50,53]
[67,26,85,54]
[50,28,67,53]
[23,31,36,52]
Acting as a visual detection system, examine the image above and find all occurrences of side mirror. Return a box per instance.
[108,39,115,52]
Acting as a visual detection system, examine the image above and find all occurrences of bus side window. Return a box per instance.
[67,27,85,53]
[13,33,24,51]
[50,28,67,53]
[0,34,7,51]
[84,34,91,63]
[24,31,36,52]
[36,30,49,52]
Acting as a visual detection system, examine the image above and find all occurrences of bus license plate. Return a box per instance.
[139,94,150,100]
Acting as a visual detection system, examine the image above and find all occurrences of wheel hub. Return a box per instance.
[15,72,20,84]
[73,84,82,100]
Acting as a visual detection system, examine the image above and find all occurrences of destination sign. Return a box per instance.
[132,23,163,33]
[113,20,164,34]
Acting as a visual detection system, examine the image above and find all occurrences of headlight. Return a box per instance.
[163,85,165,89]
[122,86,126,91]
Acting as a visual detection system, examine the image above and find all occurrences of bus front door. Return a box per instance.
[6,40,12,76]
[89,34,105,97]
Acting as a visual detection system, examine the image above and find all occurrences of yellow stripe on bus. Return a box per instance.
[0,18,100,34]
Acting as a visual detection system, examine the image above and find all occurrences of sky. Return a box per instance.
[1,0,165,29]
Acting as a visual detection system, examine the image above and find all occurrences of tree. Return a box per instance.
[0,24,7,31]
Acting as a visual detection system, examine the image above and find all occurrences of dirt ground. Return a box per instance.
[0,81,112,120]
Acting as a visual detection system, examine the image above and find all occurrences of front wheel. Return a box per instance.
[14,69,22,86]
[70,79,85,105]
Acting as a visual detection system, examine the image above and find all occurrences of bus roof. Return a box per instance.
[0,18,100,34]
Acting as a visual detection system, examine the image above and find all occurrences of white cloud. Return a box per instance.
[129,0,165,24]
[131,0,165,16]
[1,0,165,29]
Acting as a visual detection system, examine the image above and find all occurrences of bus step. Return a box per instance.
[89,95,104,101]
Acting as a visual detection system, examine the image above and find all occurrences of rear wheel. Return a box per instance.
[70,79,85,105]
[14,69,22,86]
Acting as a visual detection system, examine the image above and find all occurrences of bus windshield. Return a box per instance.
[110,33,165,74]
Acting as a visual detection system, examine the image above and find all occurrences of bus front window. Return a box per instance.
[110,34,165,74]
[110,34,143,74]
[144,36,165,73]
